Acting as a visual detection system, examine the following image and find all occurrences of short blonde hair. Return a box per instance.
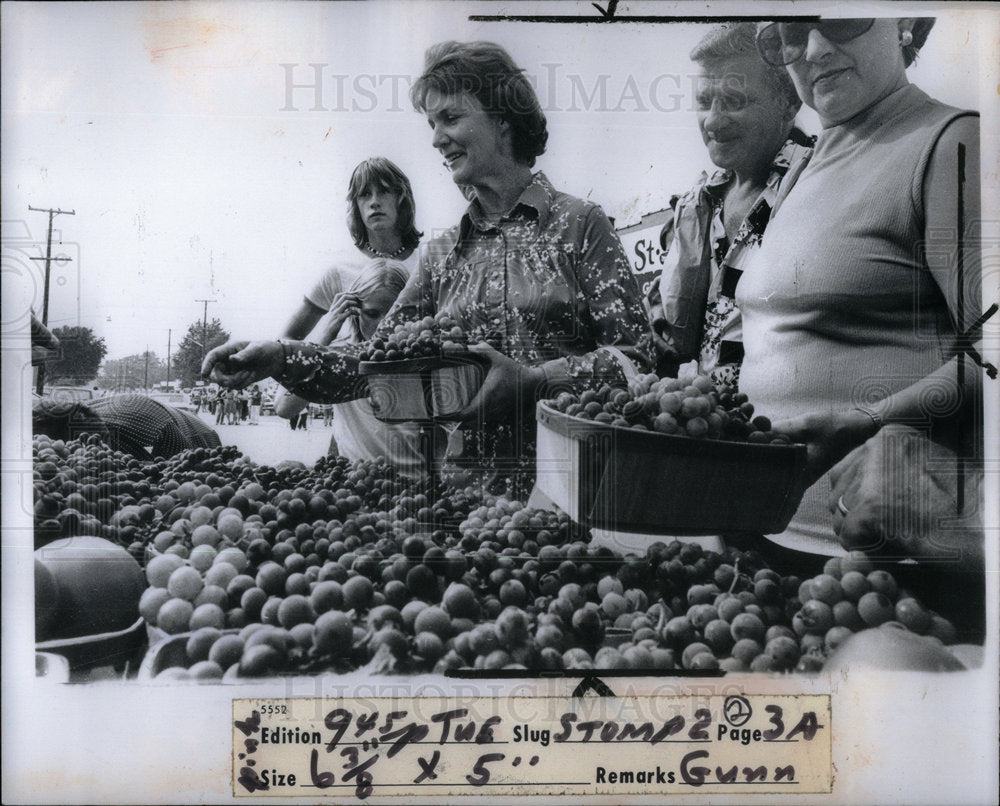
[339,258,410,343]
[349,258,410,299]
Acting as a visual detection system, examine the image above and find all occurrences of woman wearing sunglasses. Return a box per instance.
[737,19,983,633]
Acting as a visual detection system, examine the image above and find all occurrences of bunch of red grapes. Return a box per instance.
[358,312,469,362]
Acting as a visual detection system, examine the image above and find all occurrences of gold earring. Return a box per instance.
[900,30,913,47]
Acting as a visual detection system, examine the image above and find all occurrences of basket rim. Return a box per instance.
[535,400,807,459]
[36,615,146,650]
[359,352,490,376]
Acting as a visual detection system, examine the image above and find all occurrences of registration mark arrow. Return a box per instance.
[591,0,618,18]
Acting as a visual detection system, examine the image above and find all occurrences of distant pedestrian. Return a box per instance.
[224,389,239,425]
[249,385,262,425]
[214,389,226,424]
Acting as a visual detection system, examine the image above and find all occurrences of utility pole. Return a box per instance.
[144,346,150,390]
[166,329,172,387]
[29,205,75,395]
[195,298,215,370]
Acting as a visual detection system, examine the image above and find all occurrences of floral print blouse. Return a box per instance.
[277,172,653,495]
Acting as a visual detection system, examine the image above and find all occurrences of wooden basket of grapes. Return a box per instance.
[359,353,490,424]
[534,377,809,535]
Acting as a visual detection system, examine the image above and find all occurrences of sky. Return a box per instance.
[1,1,994,363]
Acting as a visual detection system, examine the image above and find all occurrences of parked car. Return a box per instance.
[43,385,96,403]
[146,391,195,413]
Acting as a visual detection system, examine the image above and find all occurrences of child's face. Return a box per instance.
[358,286,399,339]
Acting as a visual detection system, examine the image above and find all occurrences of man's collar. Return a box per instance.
[703,169,733,199]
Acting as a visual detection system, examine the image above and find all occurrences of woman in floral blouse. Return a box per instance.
[204,41,653,495]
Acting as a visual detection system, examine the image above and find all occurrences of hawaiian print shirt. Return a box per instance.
[278,172,654,495]
[651,131,814,388]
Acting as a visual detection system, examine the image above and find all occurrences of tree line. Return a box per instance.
[43,318,230,390]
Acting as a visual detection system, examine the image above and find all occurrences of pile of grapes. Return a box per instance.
[547,373,791,444]
[32,433,254,550]
[31,432,961,681]
[358,312,472,362]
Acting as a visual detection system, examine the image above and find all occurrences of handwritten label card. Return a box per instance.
[233,695,831,798]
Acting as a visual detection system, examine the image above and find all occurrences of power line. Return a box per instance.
[29,205,75,395]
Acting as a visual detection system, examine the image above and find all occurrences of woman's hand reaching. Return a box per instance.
[202,340,284,389]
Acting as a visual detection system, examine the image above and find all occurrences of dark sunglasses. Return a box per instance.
[756,19,876,66]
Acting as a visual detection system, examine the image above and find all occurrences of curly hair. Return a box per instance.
[346,157,422,251]
[691,22,802,111]
[410,41,548,167]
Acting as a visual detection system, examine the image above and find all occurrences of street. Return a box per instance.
[198,411,334,467]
